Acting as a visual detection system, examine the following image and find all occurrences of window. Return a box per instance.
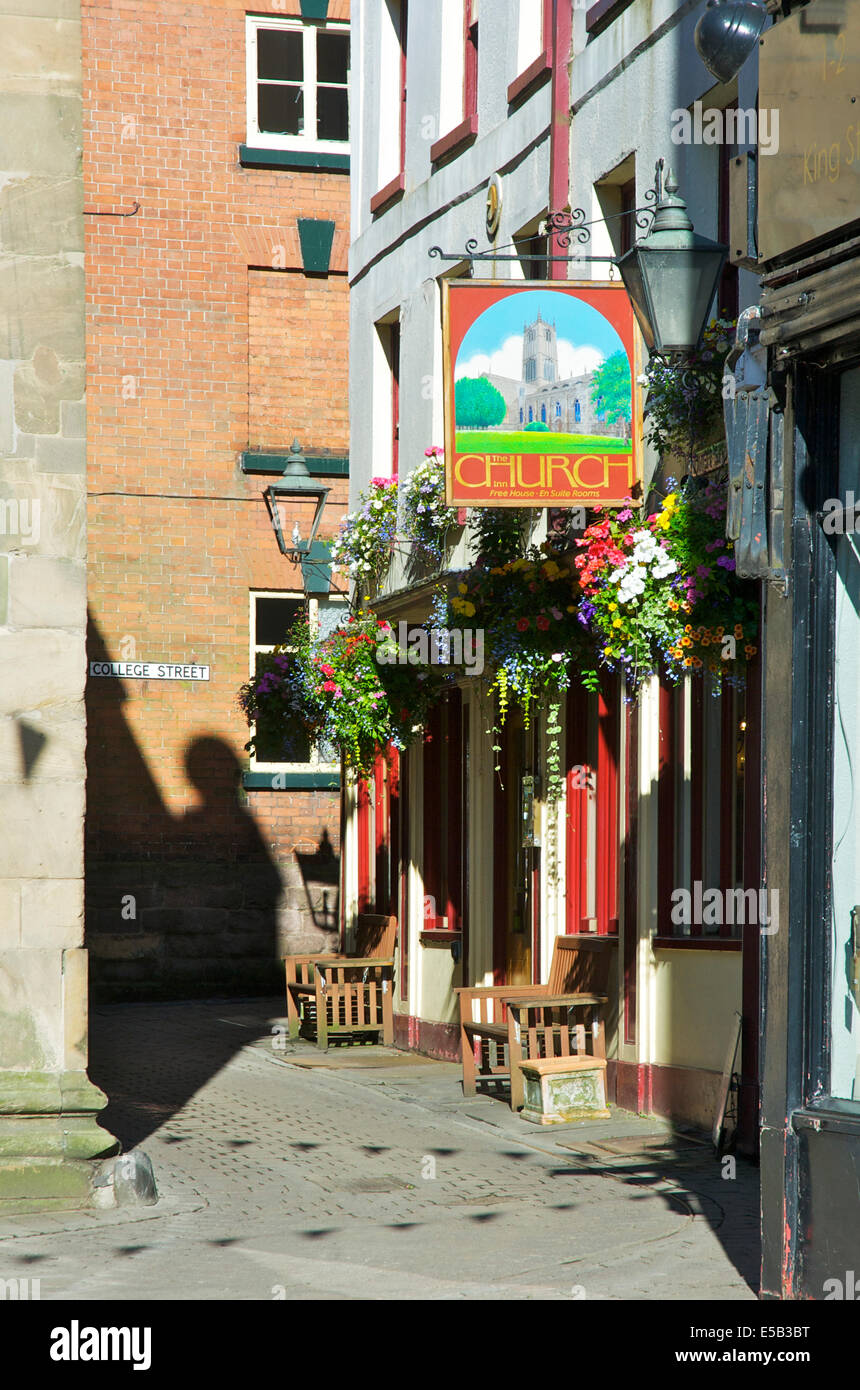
[657,671,758,940]
[245,15,349,155]
[574,399,581,423]
[249,592,347,771]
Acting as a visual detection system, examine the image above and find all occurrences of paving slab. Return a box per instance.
[0,998,760,1301]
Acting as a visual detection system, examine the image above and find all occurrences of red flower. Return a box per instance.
[322,680,337,692]
[516,618,530,632]
[537,615,550,631]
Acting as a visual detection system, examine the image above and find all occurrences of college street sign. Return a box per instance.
[89,661,211,680]
[442,280,643,507]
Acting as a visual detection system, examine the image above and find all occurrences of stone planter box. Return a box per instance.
[519,1055,610,1125]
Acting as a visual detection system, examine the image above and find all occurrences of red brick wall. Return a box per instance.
[248,270,350,450]
[83,0,351,996]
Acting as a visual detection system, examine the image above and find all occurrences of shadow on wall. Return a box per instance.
[84,611,340,1004]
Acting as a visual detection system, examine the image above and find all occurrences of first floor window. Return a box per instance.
[245,14,349,154]
[249,591,347,771]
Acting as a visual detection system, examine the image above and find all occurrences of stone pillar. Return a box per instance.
[0,0,116,1208]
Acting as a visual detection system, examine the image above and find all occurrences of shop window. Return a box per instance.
[423,693,466,933]
[245,15,350,155]
[249,592,346,771]
[657,672,757,940]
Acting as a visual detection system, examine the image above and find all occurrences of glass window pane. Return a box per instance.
[258,83,304,136]
[255,596,304,647]
[317,86,348,142]
[317,31,349,84]
[257,28,303,81]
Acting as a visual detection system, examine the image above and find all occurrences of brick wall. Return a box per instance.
[83,0,351,997]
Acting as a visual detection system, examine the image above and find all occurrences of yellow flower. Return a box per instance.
[604,645,613,656]
[566,605,577,613]
[681,636,692,648]
[458,583,468,596]
[608,602,617,612]
[542,561,561,578]
[684,625,692,634]
[655,513,671,531]
[684,657,693,667]
[450,597,465,613]
[462,601,476,618]
[613,618,622,628]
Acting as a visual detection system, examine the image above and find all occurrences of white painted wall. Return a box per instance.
[349,2,763,1085]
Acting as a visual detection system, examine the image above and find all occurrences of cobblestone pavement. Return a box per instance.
[0,999,760,1301]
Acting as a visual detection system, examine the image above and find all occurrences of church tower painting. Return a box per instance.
[522,309,558,385]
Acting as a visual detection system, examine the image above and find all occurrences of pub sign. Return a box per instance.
[442,280,642,507]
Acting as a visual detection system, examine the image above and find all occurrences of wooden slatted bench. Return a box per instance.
[285,913,396,1049]
[455,934,616,1110]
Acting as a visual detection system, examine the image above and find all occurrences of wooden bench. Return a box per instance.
[456,934,616,1110]
[284,913,396,1049]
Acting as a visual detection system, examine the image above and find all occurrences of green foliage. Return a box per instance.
[524,420,549,432]
[641,316,735,455]
[455,376,507,429]
[239,613,446,777]
[590,350,632,427]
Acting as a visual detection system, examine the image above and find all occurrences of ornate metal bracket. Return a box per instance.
[428,196,657,269]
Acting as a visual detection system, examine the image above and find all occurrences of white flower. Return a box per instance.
[551,652,563,662]
[652,555,677,580]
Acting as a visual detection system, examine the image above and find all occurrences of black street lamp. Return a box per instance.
[264,440,331,563]
[616,161,728,358]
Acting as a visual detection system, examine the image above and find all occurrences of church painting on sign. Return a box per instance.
[443,282,641,507]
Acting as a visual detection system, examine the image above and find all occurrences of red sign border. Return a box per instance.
[442,279,644,508]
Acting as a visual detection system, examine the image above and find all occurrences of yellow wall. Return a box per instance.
[652,947,742,1073]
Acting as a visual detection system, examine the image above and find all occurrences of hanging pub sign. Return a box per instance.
[442,280,642,507]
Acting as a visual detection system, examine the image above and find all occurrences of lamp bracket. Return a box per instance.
[427,196,658,269]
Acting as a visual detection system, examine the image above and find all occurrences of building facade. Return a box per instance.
[748,0,860,1302]
[346,0,762,1147]
[82,0,352,997]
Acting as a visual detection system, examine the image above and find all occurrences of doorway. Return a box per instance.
[493,710,539,986]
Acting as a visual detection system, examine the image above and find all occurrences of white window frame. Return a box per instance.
[245,14,350,154]
[249,590,347,773]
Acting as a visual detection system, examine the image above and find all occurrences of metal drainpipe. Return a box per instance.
[549,0,573,282]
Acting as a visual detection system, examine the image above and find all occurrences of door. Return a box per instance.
[494,710,538,986]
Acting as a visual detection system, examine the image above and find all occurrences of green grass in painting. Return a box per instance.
[455,430,632,455]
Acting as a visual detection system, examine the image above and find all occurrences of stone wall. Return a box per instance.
[0,0,115,1208]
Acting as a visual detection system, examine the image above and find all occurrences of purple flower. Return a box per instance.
[696,564,712,579]
[717,556,736,571]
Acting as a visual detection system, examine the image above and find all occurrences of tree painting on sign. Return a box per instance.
[443,282,642,506]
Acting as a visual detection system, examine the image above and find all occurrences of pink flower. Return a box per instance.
[323,680,338,692]
[617,509,632,522]
[424,445,443,457]
[551,607,563,620]
[319,663,336,677]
